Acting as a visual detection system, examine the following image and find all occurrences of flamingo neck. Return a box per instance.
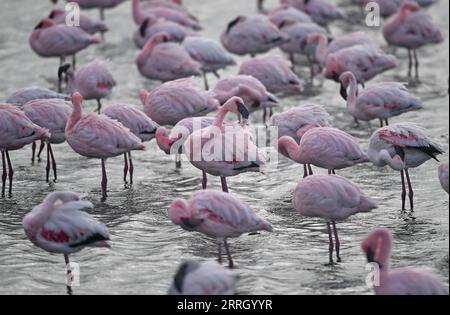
[66,99,83,133]
[315,35,328,65]
[279,137,302,162]
[137,37,157,66]
[132,0,144,24]
[213,106,230,127]
[346,76,359,114]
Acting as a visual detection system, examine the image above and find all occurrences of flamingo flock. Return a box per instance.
[0,0,447,295]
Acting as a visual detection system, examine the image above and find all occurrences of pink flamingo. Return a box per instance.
[59,59,116,112]
[65,93,145,201]
[362,228,448,295]
[23,191,110,294]
[48,8,108,35]
[30,18,100,82]
[169,190,273,268]
[239,55,304,95]
[368,123,444,210]
[294,174,378,264]
[103,104,159,184]
[23,99,72,182]
[52,0,125,23]
[220,15,287,57]
[438,163,449,194]
[139,78,219,126]
[277,127,369,176]
[134,17,194,49]
[182,37,236,90]
[268,5,313,27]
[325,44,398,85]
[281,0,345,29]
[6,86,67,107]
[383,1,444,80]
[132,0,202,30]
[169,260,238,295]
[210,75,279,123]
[0,104,50,197]
[184,97,265,192]
[339,71,423,127]
[361,0,437,18]
[271,103,331,177]
[136,32,202,82]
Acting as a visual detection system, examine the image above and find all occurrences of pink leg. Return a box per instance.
[123,153,128,183]
[128,152,134,185]
[31,142,36,164]
[332,221,341,263]
[327,222,334,264]
[101,159,108,202]
[5,151,13,197]
[37,141,45,162]
[220,176,229,193]
[401,170,407,211]
[48,144,57,182]
[202,171,208,190]
[405,169,414,211]
[224,239,234,269]
[1,151,6,198]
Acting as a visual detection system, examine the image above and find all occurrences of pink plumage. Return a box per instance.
[6,86,67,107]
[55,0,125,9]
[169,190,272,267]
[281,0,345,27]
[438,163,449,194]
[362,228,448,295]
[268,5,312,27]
[48,8,108,35]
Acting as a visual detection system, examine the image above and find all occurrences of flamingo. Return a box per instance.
[277,127,369,176]
[220,15,287,57]
[238,55,304,95]
[139,78,219,126]
[52,0,125,24]
[169,260,239,295]
[22,191,110,294]
[294,175,378,264]
[0,104,50,197]
[383,1,444,80]
[210,75,279,123]
[325,44,398,85]
[368,123,444,211]
[136,32,202,82]
[48,8,108,35]
[268,5,312,27]
[6,86,67,107]
[362,228,449,295]
[184,97,265,192]
[339,71,423,127]
[182,37,236,90]
[438,163,449,194]
[65,93,145,201]
[271,104,331,177]
[103,104,159,184]
[361,0,403,18]
[58,59,116,112]
[169,190,273,268]
[23,99,72,181]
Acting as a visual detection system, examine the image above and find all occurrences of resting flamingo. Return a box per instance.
[368,123,444,211]
[294,175,378,264]
[0,104,50,197]
[281,0,345,29]
[6,86,67,107]
[362,228,448,295]
[268,5,312,27]
[339,71,423,127]
[438,163,449,194]
[23,191,110,294]
[277,127,369,176]
[65,93,145,201]
[169,190,273,268]
[48,8,108,35]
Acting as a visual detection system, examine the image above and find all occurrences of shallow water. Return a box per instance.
[0,0,448,295]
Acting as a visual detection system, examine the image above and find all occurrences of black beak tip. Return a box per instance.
[237,103,250,120]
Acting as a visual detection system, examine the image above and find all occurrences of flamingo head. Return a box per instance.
[139,89,150,105]
[34,18,56,30]
[169,198,190,226]
[156,127,175,155]
[150,32,172,45]
[401,1,421,13]
[325,54,342,82]
[362,228,393,271]
[339,71,357,100]
[71,92,84,108]
[222,96,250,120]
[48,8,65,19]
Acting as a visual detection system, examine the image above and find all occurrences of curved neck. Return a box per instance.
[66,98,83,132]
[315,35,328,65]
[214,105,231,127]
[345,76,358,113]
[278,137,302,162]
[137,37,158,65]
[132,0,144,24]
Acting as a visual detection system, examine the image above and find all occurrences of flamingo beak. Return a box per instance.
[340,83,348,101]
[365,248,376,263]
[237,102,250,120]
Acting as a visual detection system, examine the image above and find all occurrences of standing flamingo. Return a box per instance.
[277,127,369,176]
[438,163,449,194]
[220,15,287,57]
[383,1,444,80]
[339,71,423,127]
[184,97,265,192]
[139,78,219,126]
[182,37,236,90]
[169,260,239,295]
[268,5,312,27]
[23,191,110,294]
[59,59,116,112]
[136,32,202,82]
[6,86,67,107]
[48,8,108,35]
[294,175,377,264]
[271,104,331,177]
[169,190,273,268]
[368,123,444,210]
[239,55,304,94]
[103,104,159,184]
[52,0,125,25]
[0,104,50,197]
[362,228,448,295]
[65,93,145,201]
[23,99,72,181]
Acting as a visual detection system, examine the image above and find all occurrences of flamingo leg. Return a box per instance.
[332,170,336,175]
[203,71,209,91]
[303,164,308,178]
[218,242,223,264]
[401,170,407,211]
[332,221,341,263]
[263,109,267,125]
[220,176,229,193]
[101,159,108,202]
[175,153,182,168]
[46,144,51,183]
[212,71,221,79]
[37,141,45,162]
[202,171,208,189]
[128,152,134,185]
[308,164,313,176]
[407,49,413,78]
[64,254,73,295]
[123,153,129,183]
[96,99,102,113]
[48,143,57,182]
[327,222,334,264]
[31,142,36,164]
[290,54,296,70]
[385,119,389,126]
[224,239,234,269]
[72,55,76,71]
[353,117,360,128]
[5,151,13,197]
[413,49,419,81]
[405,168,414,211]
[1,151,6,198]
[99,9,106,41]
[379,119,384,127]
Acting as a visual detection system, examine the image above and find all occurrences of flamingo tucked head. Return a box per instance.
[362,227,393,271]
[156,127,175,155]
[400,1,422,13]
[34,18,56,30]
[222,97,250,120]
[169,198,191,226]
[48,9,65,19]
[339,71,357,100]
[325,54,342,82]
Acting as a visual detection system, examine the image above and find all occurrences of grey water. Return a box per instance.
[0,0,448,295]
